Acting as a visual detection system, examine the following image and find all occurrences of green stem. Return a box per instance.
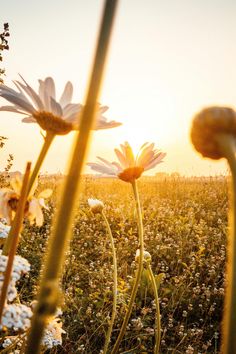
[0,162,31,323]
[217,134,236,354]
[102,211,117,354]
[2,132,54,255]
[25,2,118,353]
[147,264,161,354]
[111,179,144,354]
[27,131,55,195]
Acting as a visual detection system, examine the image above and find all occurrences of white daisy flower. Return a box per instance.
[88,198,104,214]
[0,172,52,226]
[0,76,122,135]
[88,142,166,183]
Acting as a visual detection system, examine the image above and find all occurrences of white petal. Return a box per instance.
[87,162,116,176]
[44,77,56,100]
[59,81,73,107]
[38,189,52,199]
[22,117,37,123]
[50,97,63,116]
[144,152,166,171]
[114,148,128,168]
[0,93,35,114]
[16,75,44,110]
[0,106,26,114]
[63,103,82,119]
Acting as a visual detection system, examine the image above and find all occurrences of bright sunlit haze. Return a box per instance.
[1,0,236,176]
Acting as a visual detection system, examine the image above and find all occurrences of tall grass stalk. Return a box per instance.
[216,134,236,353]
[102,210,117,354]
[0,162,31,322]
[111,179,144,354]
[147,263,161,354]
[25,1,118,353]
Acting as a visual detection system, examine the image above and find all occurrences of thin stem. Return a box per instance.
[27,131,55,195]
[2,132,54,255]
[25,2,118,353]
[111,179,144,354]
[216,134,236,354]
[147,263,161,354]
[0,162,31,323]
[102,210,117,354]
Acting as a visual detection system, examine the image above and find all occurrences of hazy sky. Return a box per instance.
[1,0,236,176]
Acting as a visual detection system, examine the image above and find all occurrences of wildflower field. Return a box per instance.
[15,175,226,353]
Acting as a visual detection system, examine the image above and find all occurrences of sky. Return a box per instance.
[1,0,236,176]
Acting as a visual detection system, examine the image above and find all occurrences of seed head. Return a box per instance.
[191,106,236,159]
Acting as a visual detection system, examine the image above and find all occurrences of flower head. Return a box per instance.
[88,142,166,183]
[88,198,104,214]
[0,172,52,226]
[0,76,122,135]
[191,106,236,159]
[135,249,152,263]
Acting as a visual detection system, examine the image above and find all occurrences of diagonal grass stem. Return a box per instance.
[0,162,31,323]
[25,1,119,353]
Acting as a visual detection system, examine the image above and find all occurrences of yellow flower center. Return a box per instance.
[8,195,29,213]
[118,166,144,183]
[33,111,74,135]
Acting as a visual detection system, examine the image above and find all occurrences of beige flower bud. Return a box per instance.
[135,249,152,263]
[191,106,236,159]
[88,198,104,214]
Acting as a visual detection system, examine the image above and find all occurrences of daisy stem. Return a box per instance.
[101,210,117,354]
[216,134,236,354]
[0,162,31,323]
[2,132,54,255]
[25,2,118,353]
[111,179,144,354]
[27,131,55,196]
[147,263,161,354]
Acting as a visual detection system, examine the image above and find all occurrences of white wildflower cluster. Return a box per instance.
[0,280,17,302]
[0,251,30,282]
[0,222,10,241]
[0,252,30,305]
[0,304,32,331]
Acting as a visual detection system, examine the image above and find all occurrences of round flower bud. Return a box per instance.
[88,198,104,214]
[135,249,152,264]
[191,106,236,159]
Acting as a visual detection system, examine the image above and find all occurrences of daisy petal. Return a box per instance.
[50,97,63,116]
[0,93,35,114]
[59,81,73,107]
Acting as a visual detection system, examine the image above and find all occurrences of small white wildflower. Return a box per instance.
[135,249,152,263]
[88,198,104,214]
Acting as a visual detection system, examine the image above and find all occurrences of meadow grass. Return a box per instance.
[17,175,227,353]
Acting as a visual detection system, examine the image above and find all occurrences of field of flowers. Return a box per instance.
[15,175,227,353]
